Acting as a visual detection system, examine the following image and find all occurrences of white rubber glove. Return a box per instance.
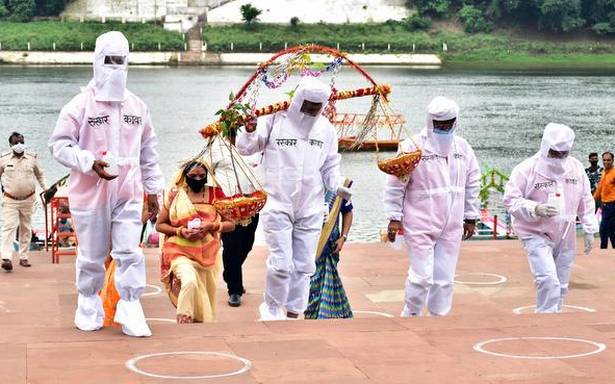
[535,204,558,217]
[584,233,594,255]
[336,185,352,200]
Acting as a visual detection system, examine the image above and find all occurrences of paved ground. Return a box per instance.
[1,239,615,383]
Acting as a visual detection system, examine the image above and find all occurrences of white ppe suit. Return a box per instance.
[383,97,481,316]
[503,123,598,313]
[236,77,344,319]
[49,31,164,336]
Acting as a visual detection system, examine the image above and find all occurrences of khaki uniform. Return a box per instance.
[0,151,46,261]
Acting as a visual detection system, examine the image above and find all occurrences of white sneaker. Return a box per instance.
[74,294,104,331]
[258,302,286,321]
[557,298,565,313]
[114,299,152,337]
[400,304,418,318]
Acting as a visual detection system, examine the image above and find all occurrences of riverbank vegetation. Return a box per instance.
[202,23,615,66]
[0,21,184,50]
[0,0,68,21]
[410,0,615,36]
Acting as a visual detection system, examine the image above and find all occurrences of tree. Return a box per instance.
[404,13,431,31]
[410,0,452,17]
[581,0,615,25]
[592,22,614,35]
[290,16,300,29]
[34,0,68,16]
[539,0,585,32]
[6,0,35,21]
[0,1,8,18]
[458,5,493,33]
[240,3,262,27]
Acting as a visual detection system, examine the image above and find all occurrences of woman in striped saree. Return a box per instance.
[156,160,234,323]
[304,189,354,319]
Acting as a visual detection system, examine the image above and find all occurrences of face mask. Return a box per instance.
[11,143,25,154]
[105,67,127,101]
[433,128,453,135]
[544,157,567,175]
[186,176,207,192]
[94,63,127,102]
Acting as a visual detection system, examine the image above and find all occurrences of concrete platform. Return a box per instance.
[1,239,614,383]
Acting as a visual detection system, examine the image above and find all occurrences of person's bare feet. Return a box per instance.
[176,314,193,324]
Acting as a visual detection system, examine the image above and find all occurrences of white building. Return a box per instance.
[62,0,409,32]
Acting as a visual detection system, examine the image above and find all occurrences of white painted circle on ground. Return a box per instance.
[513,304,596,315]
[353,310,394,318]
[142,284,162,297]
[473,337,606,359]
[145,318,176,323]
[454,273,507,285]
[125,351,252,379]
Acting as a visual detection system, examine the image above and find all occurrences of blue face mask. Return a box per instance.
[433,128,453,135]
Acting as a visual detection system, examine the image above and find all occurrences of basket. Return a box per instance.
[378,149,422,180]
[213,190,268,226]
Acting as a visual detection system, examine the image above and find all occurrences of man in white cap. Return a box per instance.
[237,76,350,320]
[49,31,164,336]
[0,132,47,271]
[384,96,481,317]
[503,123,597,313]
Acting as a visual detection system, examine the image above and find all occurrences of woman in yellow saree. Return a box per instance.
[156,159,235,323]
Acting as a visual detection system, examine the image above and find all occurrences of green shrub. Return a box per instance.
[458,5,493,33]
[404,13,431,31]
[34,0,68,16]
[412,0,451,17]
[592,22,614,35]
[240,3,261,27]
[0,3,8,18]
[6,0,35,21]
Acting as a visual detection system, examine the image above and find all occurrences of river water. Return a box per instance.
[1,65,614,242]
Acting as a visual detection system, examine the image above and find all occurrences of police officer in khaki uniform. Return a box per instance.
[0,132,46,271]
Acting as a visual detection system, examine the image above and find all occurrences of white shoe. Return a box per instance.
[258,302,286,321]
[114,299,152,337]
[400,304,418,318]
[74,294,104,331]
[557,298,565,313]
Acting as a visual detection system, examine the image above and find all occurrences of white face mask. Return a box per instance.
[11,143,25,154]
[543,156,567,176]
[95,64,127,102]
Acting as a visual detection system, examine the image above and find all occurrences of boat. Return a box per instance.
[333,112,405,152]
[338,136,399,151]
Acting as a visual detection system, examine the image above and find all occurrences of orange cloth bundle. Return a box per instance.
[100,256,120,327]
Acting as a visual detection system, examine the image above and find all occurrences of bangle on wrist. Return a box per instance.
[341,234,348,241]
[176,227,182,237]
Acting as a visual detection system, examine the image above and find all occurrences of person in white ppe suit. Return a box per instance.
[503,123,597,313]
[384,96,481,317]
[49,31,164,336]
[237,76,350,320]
